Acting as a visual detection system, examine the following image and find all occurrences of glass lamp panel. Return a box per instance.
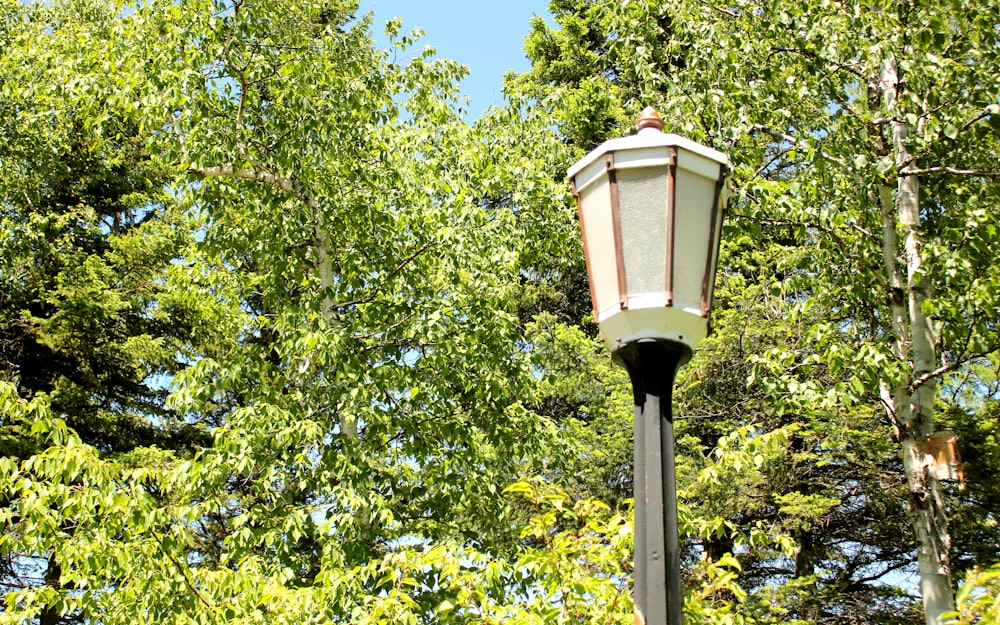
[672,166,718,314]
[616,167,669,297]
[579,175,620,316]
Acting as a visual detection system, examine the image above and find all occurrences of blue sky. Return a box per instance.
[362,0,550,118]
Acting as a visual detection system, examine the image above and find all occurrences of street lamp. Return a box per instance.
[568,107,731,625]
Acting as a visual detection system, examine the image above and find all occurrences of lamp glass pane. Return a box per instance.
[673,166,717,313]
[617,168,669,296]
[579,175,620,314]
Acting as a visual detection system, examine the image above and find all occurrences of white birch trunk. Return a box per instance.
[312,216,358,440]
[880,58,955,625]
[190,154,359,441]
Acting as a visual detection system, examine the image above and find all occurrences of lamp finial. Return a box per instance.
[636,107,664,132]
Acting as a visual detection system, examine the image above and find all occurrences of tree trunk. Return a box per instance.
[312,216,357,440]
[880,58,956,625]
[39,555,61,625]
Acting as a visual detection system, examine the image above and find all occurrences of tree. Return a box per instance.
[11,0,999,622]
[0,0,203,454]
[602,1,1000,623]
[509,0,1000,623]
[1,0,639,622]
[0,2,216,618]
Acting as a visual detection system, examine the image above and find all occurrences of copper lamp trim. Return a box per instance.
[636,107,665,133]
[701,163,729,319]
[607,153,628,309]
[665,147,677,308]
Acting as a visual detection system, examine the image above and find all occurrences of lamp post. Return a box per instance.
[568,108,731,625]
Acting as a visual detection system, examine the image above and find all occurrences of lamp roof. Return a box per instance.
[567,111,730,180]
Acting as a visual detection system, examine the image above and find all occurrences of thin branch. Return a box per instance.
[331,241,441,311]
[694,0,738,17]
[151,529,215,609]
[381,241,439,285]
[900,166,1000,178]
[736,214,852,257]
[751,145,792,181]
[220,0,242,59]
[767,46,866,81]
[233,68,248,151]
[963,109,992,130]
[949,369,973,405]
[356,320,424,346]
[898,102,1000,167]
[125,477,215,611]
[675,412,728,420]
[910,349,1000,393]
[749,124,850,171]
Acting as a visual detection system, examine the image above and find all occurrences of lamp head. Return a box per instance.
[568,108,731,354]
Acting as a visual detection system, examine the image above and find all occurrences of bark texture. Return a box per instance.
[879,57,956,625]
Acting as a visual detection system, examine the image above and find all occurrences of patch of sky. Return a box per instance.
[362,0,550,120]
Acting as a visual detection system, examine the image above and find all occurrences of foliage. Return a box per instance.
[950,563,1000,625]
[523,313,634,505]
[5,0,1000,621]
[508,0,1000,623]
[0,18,205,455]
[0,0,639,622]
[1,382,754,624]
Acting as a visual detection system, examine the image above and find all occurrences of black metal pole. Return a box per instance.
[614,339,690,625]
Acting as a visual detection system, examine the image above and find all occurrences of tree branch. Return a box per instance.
[910,349,1000,393]
[694,0,738,18]
[331,241,440,311]
[900,166,1000,178]
[152,528,215,609]
[750,124,850,171]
